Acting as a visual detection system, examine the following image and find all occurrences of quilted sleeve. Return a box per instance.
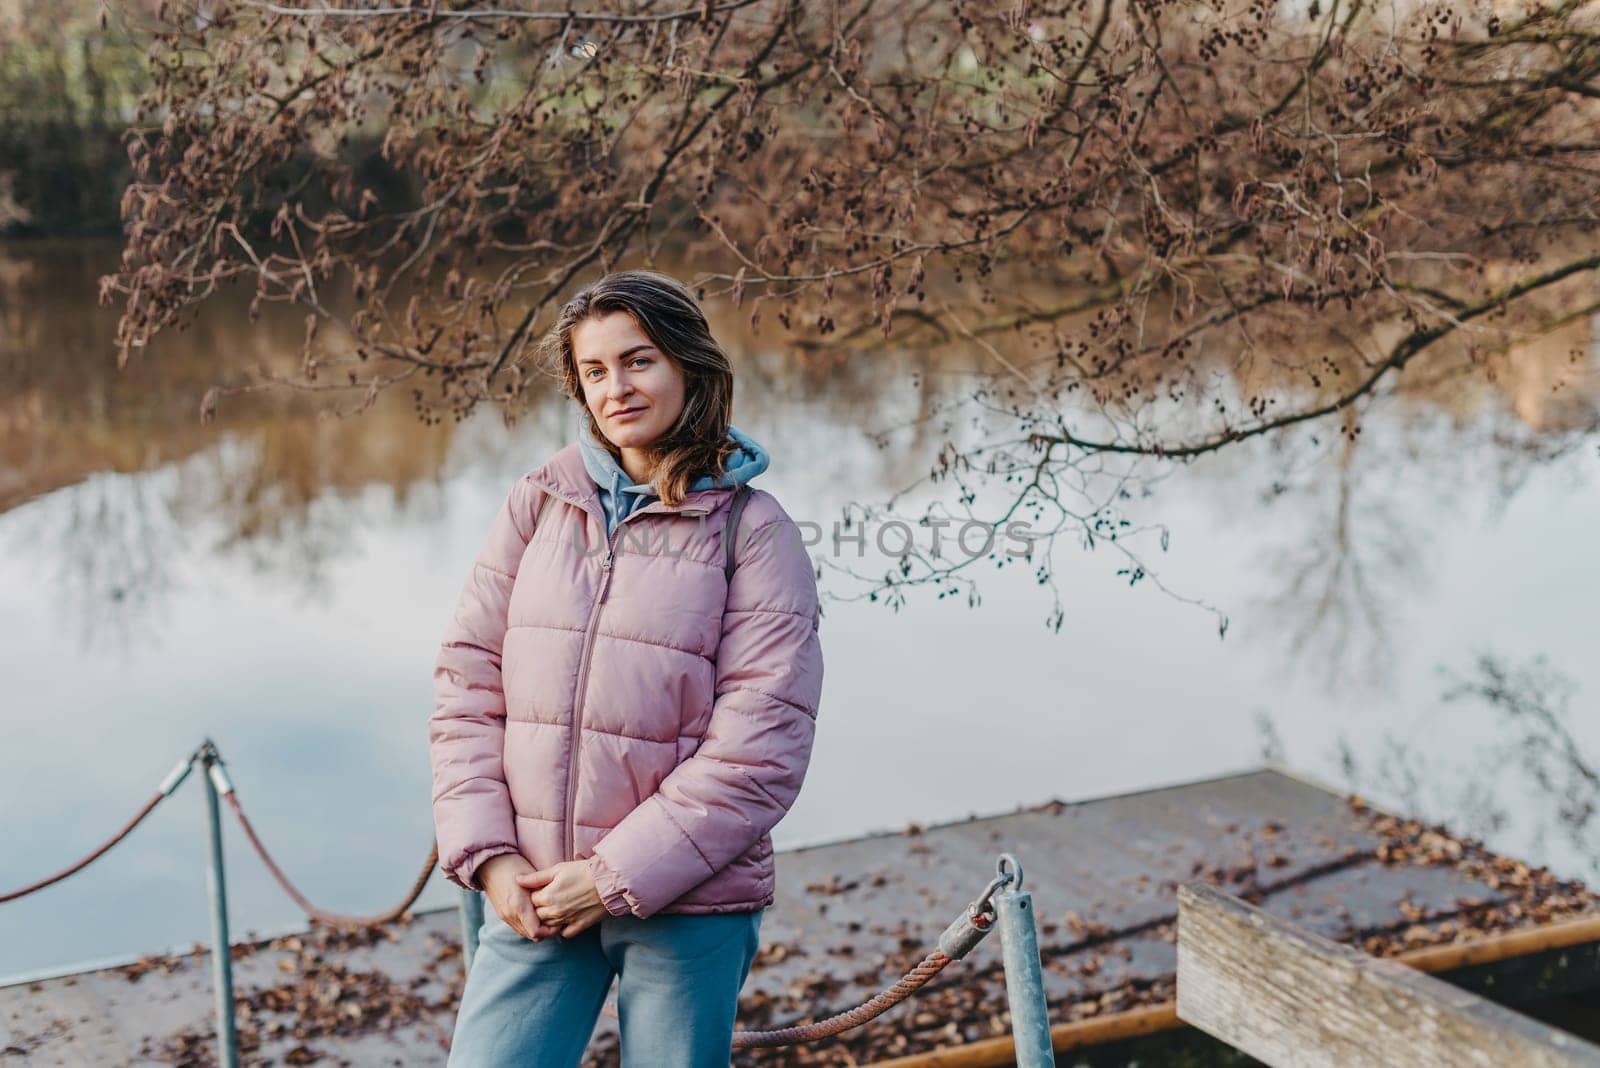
[428,475,541,892]
[589,494,823,918]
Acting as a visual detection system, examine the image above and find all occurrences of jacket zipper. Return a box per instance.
[561,498,712,861]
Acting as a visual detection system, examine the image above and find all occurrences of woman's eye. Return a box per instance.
[630,357,650,368]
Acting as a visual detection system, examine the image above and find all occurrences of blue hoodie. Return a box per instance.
[578,417,771,537]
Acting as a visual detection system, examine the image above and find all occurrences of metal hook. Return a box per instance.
[996,852,1025,893]
[972,870,1014,919]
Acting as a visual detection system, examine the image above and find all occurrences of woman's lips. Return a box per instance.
[610,407,645,422]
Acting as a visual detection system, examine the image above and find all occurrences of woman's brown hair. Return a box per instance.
[538,270,737,507]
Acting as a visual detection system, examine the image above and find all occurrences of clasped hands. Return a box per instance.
[479,853,612,942]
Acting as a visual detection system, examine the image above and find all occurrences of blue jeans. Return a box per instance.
[447,902,764,1067]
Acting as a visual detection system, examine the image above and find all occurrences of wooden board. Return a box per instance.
[1176,881,1600,1067]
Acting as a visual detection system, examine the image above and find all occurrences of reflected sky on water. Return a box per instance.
[1,240,1597,980]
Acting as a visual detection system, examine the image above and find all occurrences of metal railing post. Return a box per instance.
[200,741,240,1068]
[459,889,485,972]
[994,853,1055,1068]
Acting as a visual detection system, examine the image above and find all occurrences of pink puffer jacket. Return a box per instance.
[428,441,823,918]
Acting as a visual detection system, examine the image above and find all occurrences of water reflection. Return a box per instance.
[5,235,1598,697]
[1223,328,1600,693]
[9,467,183,652]
[1,239,998,646]
[1330,654,1600,882]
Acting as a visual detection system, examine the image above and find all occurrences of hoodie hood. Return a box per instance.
[578,416,771,536]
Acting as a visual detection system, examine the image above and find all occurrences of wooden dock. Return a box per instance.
[3,766,1597,1066]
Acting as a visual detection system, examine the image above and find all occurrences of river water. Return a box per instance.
[2,239,1597,981]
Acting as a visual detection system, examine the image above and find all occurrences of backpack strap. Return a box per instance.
[723,484,753,584]
[532,488,554,532]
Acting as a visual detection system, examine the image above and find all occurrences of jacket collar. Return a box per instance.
[578,419,770,495]
[528,443,734,522]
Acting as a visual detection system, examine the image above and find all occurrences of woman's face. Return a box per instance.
[572,311,687,452]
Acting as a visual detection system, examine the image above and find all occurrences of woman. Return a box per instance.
[428,270,824,1067]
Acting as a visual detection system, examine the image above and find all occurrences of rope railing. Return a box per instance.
[0,743,439,926]
[0,738,1050,1066]
[733,947,962,1048]
[217,765,439,928]
[0,749,197,904]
